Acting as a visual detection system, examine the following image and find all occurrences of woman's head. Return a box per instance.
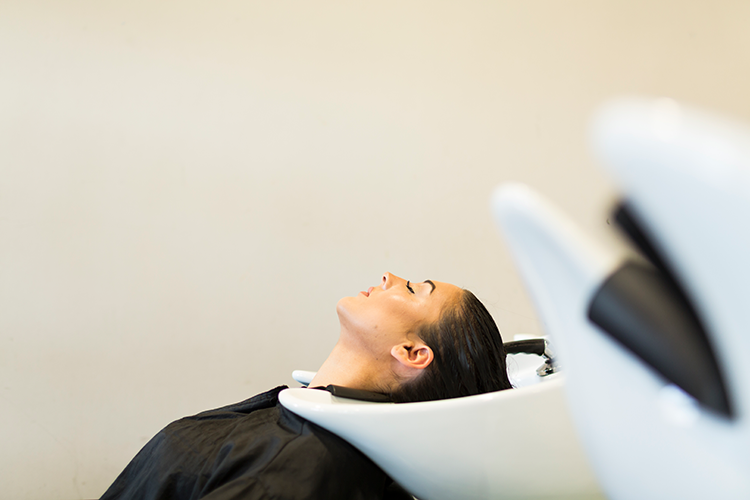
[389,287,512,402]
[333,272,511,402]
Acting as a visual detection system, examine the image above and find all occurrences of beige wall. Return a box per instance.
[2,1,750,498]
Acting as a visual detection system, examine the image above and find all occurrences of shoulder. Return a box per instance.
[185,385,289,420]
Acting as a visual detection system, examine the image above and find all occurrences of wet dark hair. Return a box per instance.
[389,289,512,403]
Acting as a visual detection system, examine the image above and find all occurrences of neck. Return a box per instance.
[309,338,388,393]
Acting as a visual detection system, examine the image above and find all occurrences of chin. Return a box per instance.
[335,297,363,335]
[336,296,352,318]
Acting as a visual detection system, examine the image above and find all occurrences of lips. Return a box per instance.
[360,286,375,297]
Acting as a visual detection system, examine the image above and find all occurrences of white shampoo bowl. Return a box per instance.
[280,372,603,500]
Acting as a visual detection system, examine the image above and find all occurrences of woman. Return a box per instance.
[101,273,511,500]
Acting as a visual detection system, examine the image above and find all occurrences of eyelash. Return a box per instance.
[406,281,415,294]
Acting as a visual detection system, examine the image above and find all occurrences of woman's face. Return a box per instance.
[336,272,462,354]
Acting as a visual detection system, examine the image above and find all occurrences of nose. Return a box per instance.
[381,272,405,290]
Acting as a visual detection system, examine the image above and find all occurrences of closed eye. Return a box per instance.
[406,281,415,294]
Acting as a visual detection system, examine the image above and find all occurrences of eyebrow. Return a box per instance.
[424,280,436,294]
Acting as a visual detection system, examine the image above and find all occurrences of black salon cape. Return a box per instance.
[101,386,410,500]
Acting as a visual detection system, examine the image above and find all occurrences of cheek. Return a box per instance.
[395,299,429,326]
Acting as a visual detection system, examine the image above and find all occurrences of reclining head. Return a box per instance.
[390,288,512,402]
[310,272,512,402]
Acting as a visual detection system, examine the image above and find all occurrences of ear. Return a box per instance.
[390,341,434,375]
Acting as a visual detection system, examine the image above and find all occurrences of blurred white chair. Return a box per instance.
[492,97,750,500]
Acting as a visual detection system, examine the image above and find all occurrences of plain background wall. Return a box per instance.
[2,1,750,498]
